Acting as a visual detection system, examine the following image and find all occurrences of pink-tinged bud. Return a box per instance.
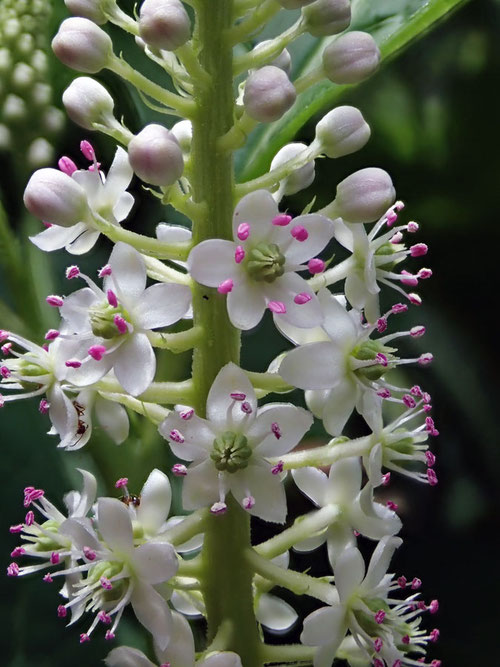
[139,0,191,51]
[172,463,187,476]
[303,0,351,37]
[323,31,381,84]
[308,258,325,274]
[64,0,107,25]
[63,76,116,130]
[270,143,315,195]
[278,0,315,7]
[334,167,395,224]
[88,345,107,361]
[52,18,113,74]
[128,124,184,186]
[410,243,428,257]
[217,279,234,295]
[24,168,89,227]
[58,156,78,175]
[243,66,296,123]
[268,301,287,314]
[316,106,370,158]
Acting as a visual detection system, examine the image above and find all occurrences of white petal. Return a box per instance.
[232,189,278,242]
[325,458,362,505]
[133,283,191,329]
[292,467,328,506]
[200,653,243,667]
[106,646,156,667]
[279,342,343,390]
[105,147,134,198]
[156,223,192,244]
[72,169,102,204]
[366,444,383,486]
[315,641,344,667]
[356,388,383,434]
[155,610,195,666]
[30,223,86,252]
[345,270,369,312]
[97,497,133,554]
[293,532,327,553]
[351,486,402,540]
[256,593,298,632]
[171,590,204,618]
[188,239,239,287]
[251,403,313,457]
[206,363,257,430]
[59,517,101,551]
[132,542,178,584]
[362,535,402,592]
[332,218,354,251]
[321,380,358,436]
[71,468,97,517]
[159,412,214,460]
[230,461,287,523]
[275,317,328,346]
[304,389,330,419]
[95,396,130,444]
[226,279,267,330]
[317,289,359,349]
[60,287,98,332]
[163,516,204,553]
[113,192,135,223]
[326,523,357,568]
[283,214,333,265]
[301,606,345,647]
[267,273,323,329]
[137,469,172,535]
[114,333,156,396]
[334,547,365,602]
[131,580,173,651]
[182,458,220,510]
[66,228,100,255]
[47,384,78,441]
[108,242,147,303]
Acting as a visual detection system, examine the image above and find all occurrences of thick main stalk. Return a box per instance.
[189,2,261,665]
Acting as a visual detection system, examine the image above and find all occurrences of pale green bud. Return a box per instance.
[302,0,351,37]
[243,66,296,123]
[315,105,370,158]
[270,142,315,195]
[62,76,116,130]
[323,31,380,84]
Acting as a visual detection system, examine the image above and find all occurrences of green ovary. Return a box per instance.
[352,339,397,381]
[210,431,253,472]
[245,242,286,283]
[89,301,130,339]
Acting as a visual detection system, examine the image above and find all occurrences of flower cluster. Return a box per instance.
[2,0,443,665]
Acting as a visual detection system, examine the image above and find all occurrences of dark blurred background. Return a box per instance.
[1,0,498,664]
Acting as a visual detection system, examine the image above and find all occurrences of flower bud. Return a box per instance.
[270,143,315,195]
[62,77,116,130]
[139,0,191,51]
[52,17,113,74]
[302,0,351,37]
[323,31,380,84]
[334,168,396,223]
[170,120,192,155]
[315,105,370,158]
[128,123,184,186]
[64,0,107,25]
[243,66,296,123]
[24,169,89,227]
[255,40,292,75]
[278,0,315,8]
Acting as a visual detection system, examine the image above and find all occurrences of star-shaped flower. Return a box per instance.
[159,362,313,523]
[187,190,334,330]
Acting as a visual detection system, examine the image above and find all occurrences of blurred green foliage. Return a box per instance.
[1,0,498,665]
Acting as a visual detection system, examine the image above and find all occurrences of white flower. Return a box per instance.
[159,362,313,523]
[30,146,134,255]
[59,242,192,395]
[278,289,432,436]
[292,457,401,566]
[60,496,178,648]
[187,190,334,330]
[332,202,430,322]
[301,537,438,667]
[106,612,243,667]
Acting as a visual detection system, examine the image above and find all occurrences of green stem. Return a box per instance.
[148,327,204,353]
[96,377,194,405]
[226,0,280,44]
[97,391,169,424]
[307,256,354,292]
[254,506,340,559]
[261,644,315,665]
[245,549,337,605]
[271,435,372,470]
[189,2,261,663]
[245,370,294,395]
[143,255,192,286]
[162,509,208,546]
[233,19,304,75]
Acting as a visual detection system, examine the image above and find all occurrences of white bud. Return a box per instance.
[62,76,116,130]
[303,0,351,37]
[24,168,89,227]
[255,40,292,75]
[128,123,184,186]
[334,168,396,223]
[64,0,107,25]
[2,94,26,121]
[170,120,192,155]
[243,66,296,123]
[315,106,370,158]
[139,0,191,51]
[323,31,380,84]
[0,125,11,150]
[12,63,35,90]
[27,138,54,168]
[278,0,315,8]
[52,17,113,74]
[270,143,315,195]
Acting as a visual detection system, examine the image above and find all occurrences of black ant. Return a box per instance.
[120,494,141,508]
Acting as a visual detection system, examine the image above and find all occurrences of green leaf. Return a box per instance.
[236,0,469,182]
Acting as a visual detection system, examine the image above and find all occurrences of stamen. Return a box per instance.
[430,628,440,642]
[243,496,255,510]
[7,562,19,577]
[411,577,422,590]
[80,139,95,161]
[107,289,118,307]
[408,293,422,306]
[169,429,185,444]
[235,246,245,263]
[57,605,67,618]
[10,546,25,558]
[271,422,282,439]
[115,478,128,489]
[427,469,438,486]
[88,345,107,361]
[391,303,408,314]
[410,325,426,337]
[407,221,419,233]
[105,631,115,641]
[79,633,90,643]
[397,576,407,588]
[230,393,246,401]
[377,388,391,399]
[98,265,112,278]
[429,599,439,614]
[113,315,128,334]
[272,214,292,226]
[374,638,383,652]
[65,359,82,368]
[294,292,312,305]
[45,329,60,340]
[425,451,436,467]
[172,464,187,477]
[83,547,97,561]
[180,408,194,420]
[419,353,433,365]
[271,461,284,475]
[210,501,227,515]
[237,222,250,240]
[241,401,252,414]
[98,611,112,624]
[401,270,419,287]
[100,577,113,590]
[291,225,308,241]
[58,156,78,175]
[46,295,64,307]
[418,267,432,279]
[381,472,391,486]
[410,243,428,257]
[308,258,325,274]
[43,574,53,583]
[39,399,50,414]
[0,330,10,342]
[50,552,60,565]
[386,501,398,511]
[0,366,11,378]
[217,279,234,294]
[374,610,386,624]
[268,301,286,314]
[377,317,387,333]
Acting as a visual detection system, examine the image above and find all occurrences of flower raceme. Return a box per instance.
[188,189,334,330]
[159,363,313,522]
